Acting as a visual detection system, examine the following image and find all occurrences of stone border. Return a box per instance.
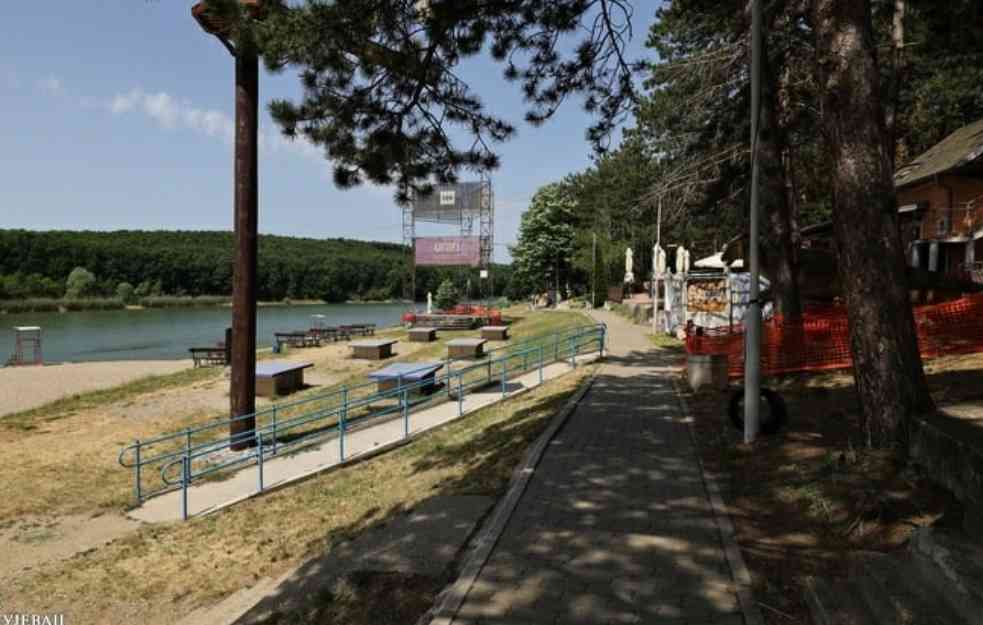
[424,365,601,625]
[672,377,765,625]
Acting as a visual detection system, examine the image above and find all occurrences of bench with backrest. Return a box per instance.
[274,331,322,350]
[412,314,477,330]
[189,346,228,368]
[339,323,376,337]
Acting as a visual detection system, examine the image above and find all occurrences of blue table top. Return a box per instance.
[256,361,314,378]
[368,362,444,381]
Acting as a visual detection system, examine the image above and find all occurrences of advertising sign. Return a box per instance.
[415,236,481,267]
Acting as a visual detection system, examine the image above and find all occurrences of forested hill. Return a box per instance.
[0,229,417,302]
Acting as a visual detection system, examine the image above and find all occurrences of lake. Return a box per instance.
[0,303,408,363]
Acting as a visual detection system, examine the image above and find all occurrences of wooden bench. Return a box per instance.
[481,325,510,341]
[255,361,313,397]
[189,347,228,368]
[274,331,322,350]
[408,327,438,342]
[350,339,398,360]
[340,323,376,337]
[412,314,478,330]
[447,338,487,359]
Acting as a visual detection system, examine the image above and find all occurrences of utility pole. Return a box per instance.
[744,0,763,444]
[652,196,662,335]
[193,1,261,451]
[591,232,597,308]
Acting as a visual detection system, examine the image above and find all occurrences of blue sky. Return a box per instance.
[0,2,658,262]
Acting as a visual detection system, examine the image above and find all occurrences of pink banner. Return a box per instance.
[415,236,481,267]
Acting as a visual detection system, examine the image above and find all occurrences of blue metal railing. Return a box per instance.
[118,322,605,520]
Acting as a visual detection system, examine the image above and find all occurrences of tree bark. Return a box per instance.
[813,0,933,449]
[229,52,259,450]
[758,21,802,320]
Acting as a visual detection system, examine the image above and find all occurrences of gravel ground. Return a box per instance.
[0,360,191,418]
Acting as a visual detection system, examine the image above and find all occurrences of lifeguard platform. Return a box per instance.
[9,326,43,366]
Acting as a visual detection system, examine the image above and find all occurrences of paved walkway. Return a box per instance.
[131,353,599,523]
[449,310,744,625]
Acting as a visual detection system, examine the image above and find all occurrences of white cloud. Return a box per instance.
[105,85,333,172]
[37,75,63,96]
[109,87,235,143]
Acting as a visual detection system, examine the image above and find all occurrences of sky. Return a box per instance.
[0,2,658,262]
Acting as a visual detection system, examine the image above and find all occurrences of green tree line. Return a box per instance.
[0,230,507,303]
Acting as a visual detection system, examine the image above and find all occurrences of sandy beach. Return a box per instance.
[0,360,192,418]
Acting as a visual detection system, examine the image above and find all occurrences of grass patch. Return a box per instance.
[6,366,594,625]
[1,366,220,433]
[648,332,684,351]
[138,295,231,308]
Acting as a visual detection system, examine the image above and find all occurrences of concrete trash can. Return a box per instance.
[687,353,729,392]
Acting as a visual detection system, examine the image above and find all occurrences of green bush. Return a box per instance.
[0,298,61,313]
[65,267,97,299]
[434,279,460,310]
[61,298,125,311]
[116,282,135,304]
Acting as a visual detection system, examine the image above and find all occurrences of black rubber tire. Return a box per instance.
[728,387,787,435]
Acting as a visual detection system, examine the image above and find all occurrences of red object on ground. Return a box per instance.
[686,293,983,378]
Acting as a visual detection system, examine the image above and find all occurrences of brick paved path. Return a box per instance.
[451,310,744,625]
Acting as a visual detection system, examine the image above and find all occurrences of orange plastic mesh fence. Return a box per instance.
[685,293,983,378]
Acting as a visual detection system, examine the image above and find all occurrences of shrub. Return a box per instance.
[434,279,460,311]
[65,267,97,299]
[116,282,135,304]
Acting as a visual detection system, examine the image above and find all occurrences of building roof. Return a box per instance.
[895,117,983,189]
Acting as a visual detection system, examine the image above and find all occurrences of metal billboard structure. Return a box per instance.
[403,176,495,304]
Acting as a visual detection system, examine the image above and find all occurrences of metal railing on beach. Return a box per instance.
[117,323,606,520]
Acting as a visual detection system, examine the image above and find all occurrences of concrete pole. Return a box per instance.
[229,51,259,450]
[743,0,762,443]
[652,197,662,335]
[592,232,597,308]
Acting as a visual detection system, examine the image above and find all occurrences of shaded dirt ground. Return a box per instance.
[681,349,983,624]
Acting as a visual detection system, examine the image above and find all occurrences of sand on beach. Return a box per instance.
[0,360,192,418]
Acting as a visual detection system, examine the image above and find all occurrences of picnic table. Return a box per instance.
[408,327,438,343]
[340,323,376,337]
[447,338,487,359]
[255,361,313,397]
[350,339,398,360]
[274,331,321,350]
[367,362,444,394]
[481,325,510,341]
[189,346,227,368]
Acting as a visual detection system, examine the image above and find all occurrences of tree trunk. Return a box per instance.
[758,22,802,320]
[885,0,906,166]
[813,0,933,449]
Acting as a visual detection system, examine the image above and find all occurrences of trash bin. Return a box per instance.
[687,353,729,392]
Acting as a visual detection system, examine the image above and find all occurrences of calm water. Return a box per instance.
[0,303,407,363]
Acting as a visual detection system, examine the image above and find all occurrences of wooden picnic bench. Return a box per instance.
[340,323,376,337]
[481,325,510,341]
[350,339,397,360]
[274,331,322,350]
[255,361,313,397]
[189,346,228,368]
[447,338,487,359]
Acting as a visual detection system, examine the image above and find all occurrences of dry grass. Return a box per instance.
[5,365,594,625]
[0,310,590,523]
[682,350,983,624]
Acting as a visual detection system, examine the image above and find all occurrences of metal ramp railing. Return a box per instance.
[118,323,606,520]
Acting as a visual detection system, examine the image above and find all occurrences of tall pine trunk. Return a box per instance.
[813,0,933,449]
[759,19,801,320]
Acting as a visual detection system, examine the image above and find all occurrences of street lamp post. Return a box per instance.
[193,1,262,450]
